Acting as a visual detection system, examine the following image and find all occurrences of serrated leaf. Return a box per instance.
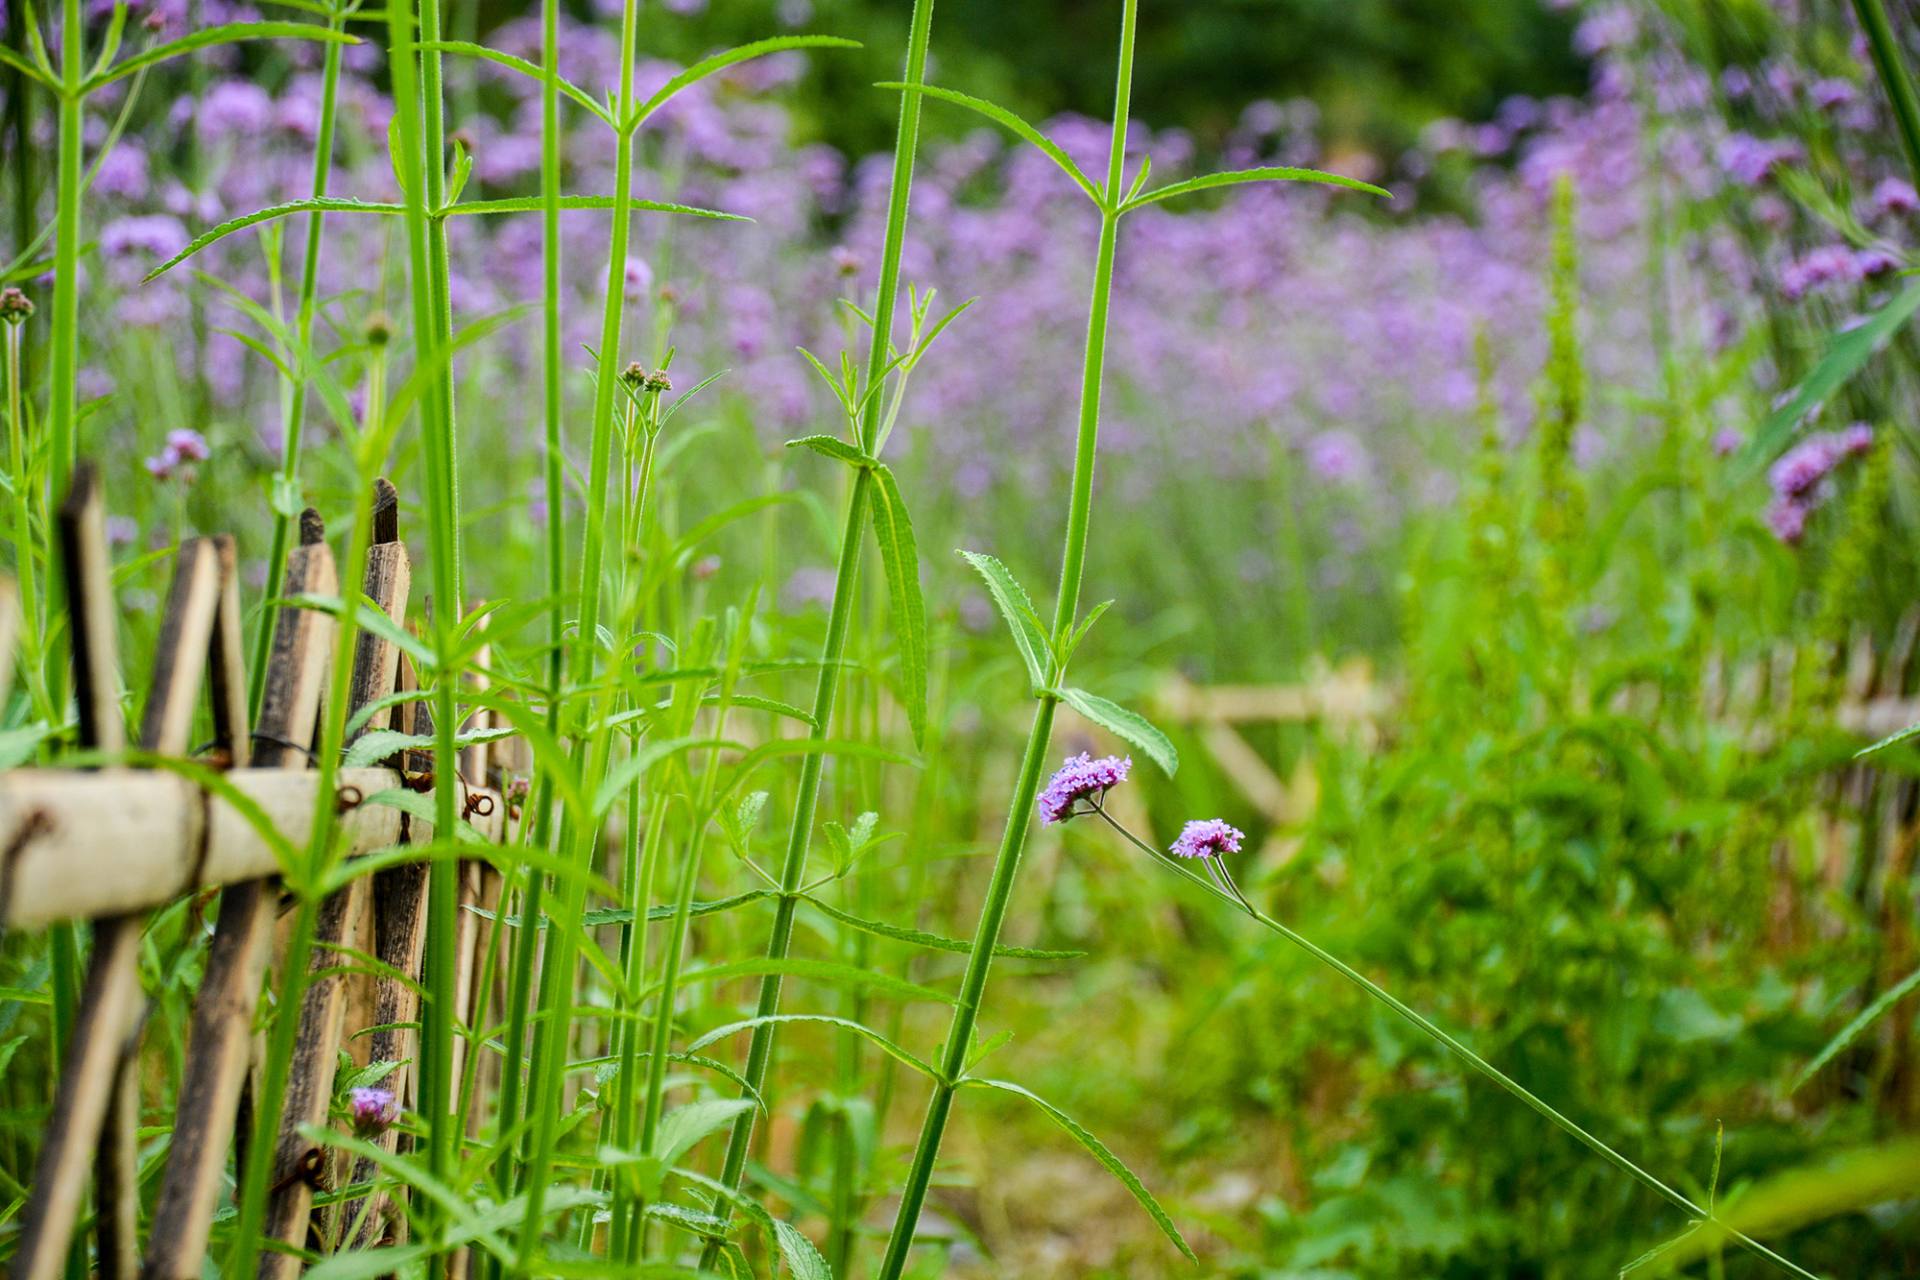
[959,1077,1195,1261]
[960,550,1051,689]
[445,194,746,222]
[342,723,519,769]
[1750,283,1920,466]
[868,465,928,747]
[146,198,406,281]
[1121,164,1390,213]
[82,21,359,92]
[655,1097,757,1168]
[1058,687,1177,776]
[645,957,952,1006]
[358,788,489,845]
[773,1220,831,1280]
[879,81,1102,205]
[592,735,740,820]
[1794,965,1920,1092]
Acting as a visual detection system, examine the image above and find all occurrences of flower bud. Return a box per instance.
[0,287,34,325]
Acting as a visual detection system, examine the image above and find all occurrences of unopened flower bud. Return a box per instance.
[348,1085,398,1136]
[365,312,391,346]
[620,361,647,387]
[642,369,672,394]
[0,287,34,325]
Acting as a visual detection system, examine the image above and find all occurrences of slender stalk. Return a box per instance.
[702,0,937,1236]
[493,0,566,1210]
[1088,808,1820,1280]
[247,14,349,716]
[873,7,1136,1277]
[1850,0,1920,188]
[513,0,643,1261]
[5,319,52,724]
[382,0,465,1205]
[48,0,82,497]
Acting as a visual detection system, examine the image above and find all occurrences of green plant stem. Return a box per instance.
[418,0,461,601]
[383,0,465,1211]
[48,0,81,497]
[873,8,1134,1277]
[1088,809,1821,1280]
[5,322,52,725]
[493,0,566,1216]
[1851,0,1920,188]
[701,0,936,1240]
[247,17,348,717]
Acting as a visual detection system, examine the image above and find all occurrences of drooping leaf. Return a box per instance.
[1121,164,1390,213]
[359,788,490,845]
[409,39,614,124]
[879,82,1102,205]
[687,1014,941,1082]
[800,896,1084,960]
[867,464,928,747]
[1058,686,1178,775]
[343,724,519,770]
[634,36,862,128]
[959,550,1051,690]
[1749,282,1920,465]
[958,1077,1196,1261]
[445,194,746,222]
[643,957,953,1007]
[83,22,359,92]
[145,198,405,281]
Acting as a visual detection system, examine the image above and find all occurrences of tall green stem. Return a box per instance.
[383,0,464,1203]
[873,7,1135,1277]
[493,0,567,1212]
[48,0,81,496]
[1851,0,1920,187]
[247,18,348,716]
[702,0,937,1236]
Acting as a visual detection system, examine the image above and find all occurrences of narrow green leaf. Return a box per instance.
[410,39,614,124]
[444,194,747,222]
[1854,717,1920,758]
[1059,687,1178,776]
[643,957,953,1007]
[1121,164,1390,213]
[785,434,871,467]
[84,22,359,91]
[0,43,56,90]
[1794,965,1920,1092]
[800,896,1084,960]
[879,82,1102,205]
[358,788,490,845]
[958,1077,1196,1261]
[635,36,862,128]
[145,198,404,281]
[593,736,740,820]
[959,550,1051,690]
[868,465,928,747]
[687,1014,941,1082]
[1749,283,1920,465]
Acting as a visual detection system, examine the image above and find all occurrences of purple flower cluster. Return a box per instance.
[1765,423,1873,544]
[348,1085,397,1136]
[144,428,209,481]
[1170,819,1245,860]
[1038,753,1130,824]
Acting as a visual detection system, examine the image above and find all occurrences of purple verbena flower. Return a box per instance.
[1766,497,1809,545]
[1854,247,1903,279]
[348,1085,397,1135]
[1039,753,1130,824]
[1872,176,1920,218]
[165,428,210,463]
[1780,244,1862,300]
[1170,818,1245,860]
[1711,427,1744,457]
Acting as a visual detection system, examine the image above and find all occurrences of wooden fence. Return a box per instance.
[0,464,520,1280]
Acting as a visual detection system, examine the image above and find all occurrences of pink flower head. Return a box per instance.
[1766,498,1809,545]
[348,1086,397,1135]
[1171,819,1245,860]
[1711,427,1745,458]
[1871,176,1920,218]
[165,428,209,463]
[1038,752,1130,824]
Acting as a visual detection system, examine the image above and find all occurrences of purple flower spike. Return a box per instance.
[1171,819,1245,860]
[348,1085,397,1135]
[1038,752,1131,824]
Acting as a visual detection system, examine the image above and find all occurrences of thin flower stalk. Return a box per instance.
[47,0,82,498]
[247,1,353,717]
[872,5,1137,1276]
[4,300,53,726]
[703,0,937,1230]
[1086,805,1819,1280]
[492,0,566,1209]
